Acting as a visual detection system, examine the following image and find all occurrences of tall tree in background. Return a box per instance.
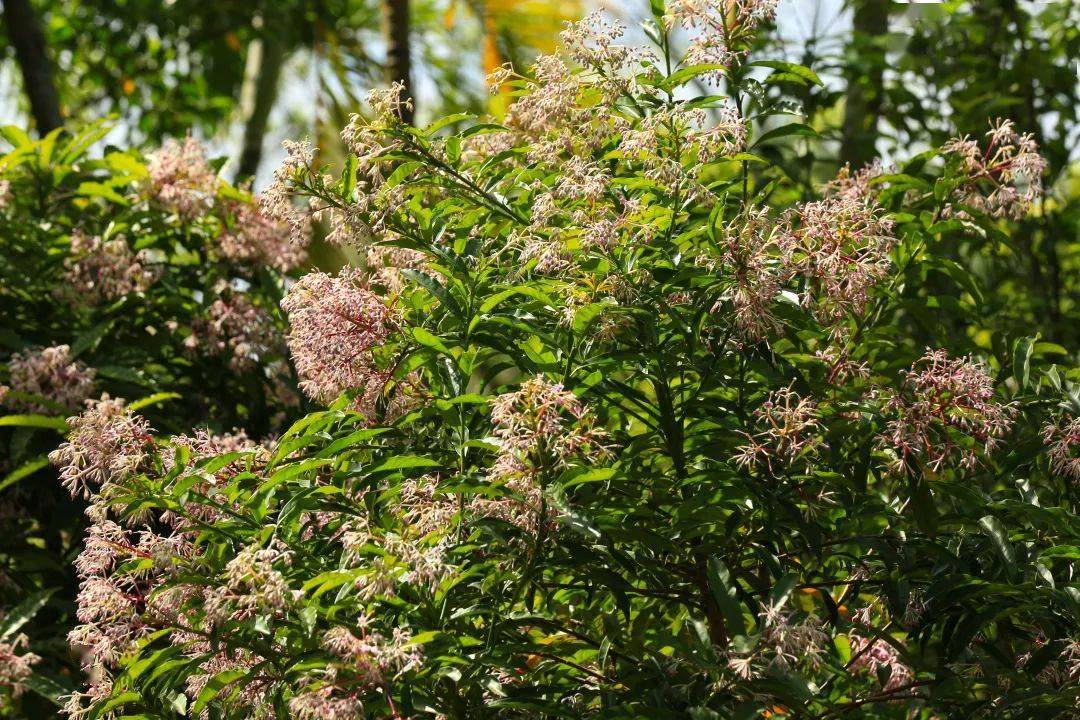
[888,0,1079,345]
[841,0,888,167]
[383,0,413,123]
[236,16,286,182]
[1,0,61,134]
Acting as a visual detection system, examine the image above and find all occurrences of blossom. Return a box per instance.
[666,0,779,81]
[322,622,423,686]
[289,687,364,720]
[759,603,829,671]
[0,179,11,210]
[827,160,885,204]
[397,475,459,536]
[4,344,95,412]
[281,268,401,414]
[0,633,40,698]
[217,197,306,272]
[145,136,217,218]
[364,240,426,294]
[489,376,605,480]
[185,648,275,718]
[260,139,315,246]
[849,633,914,693]
[727,603,828,679]
[49,395,153,499]
[60,677,113,720]
[1043,416,1080,481]
[187,290,282,372]
[560,12,643,73]
[879,350,1016,474]
[205,542,299,626]
[784,177,896,327]
[707,208,786,339]
[61,231,158,304]
[479,377,607,532]
[68,575,145,666]
[366,81,412,123]
[734,385,821,472]
[815,346,870,384]
[941,117,1047,219]
[485,63,514,94]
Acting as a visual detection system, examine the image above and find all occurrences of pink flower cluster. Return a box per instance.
[280,268,401,415]
[708,208,786,339]
[849,633,914,693]
[67,521,189,668]
[785,179,896,327]
[61,231,158,304]
[3,344,95,413]
[0,633,40,698]
[62,417,289,719]
[708,164,895,340]
[1043,416,1080,482]
[666,0,780,81]
[734,385,821,473]
[204,541,301,627]
[489,376,606,481]
[187,291,281,372]
[364,241,426,295]
[287,620,421,719]
[322,621,422,685]
[879,349,1016,474]
[260,140,315,246]
[145,136,217,218]
[728,603,828,680]
[49,395,153,499]
[217,197,306,272]
[481,377,607,533]
[288,686,364,720]
[941,118,1047,219]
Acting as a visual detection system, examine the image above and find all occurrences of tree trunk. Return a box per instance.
[841,0,888,168]
[383,0,413,124]
[2,0,62,134]
[236,33,286,184]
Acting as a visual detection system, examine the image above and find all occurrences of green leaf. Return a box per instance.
[1012,336,1036,391]
[191,669,247,715]
[424,113,476,135]
[76,181,128,204]
[752,123,819,147]
[0,125,32,150]
[0,414,68,431]
[768,574,798,611]
[730,152,769,165]
[366,456,441,474]
[662,64,728,88]
[412,327,453,355]
[572,299,617,334]
[706,557,748,638]
[979,515,1016,575]
[0,588,56,639]
[128,392,181,413]
[749,60,823,86]
[478,285,555,313]
[22,672,72,706]
[0,456,51,493]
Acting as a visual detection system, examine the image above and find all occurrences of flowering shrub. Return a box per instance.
[0,124,306,712]
[50,4,1080,719]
